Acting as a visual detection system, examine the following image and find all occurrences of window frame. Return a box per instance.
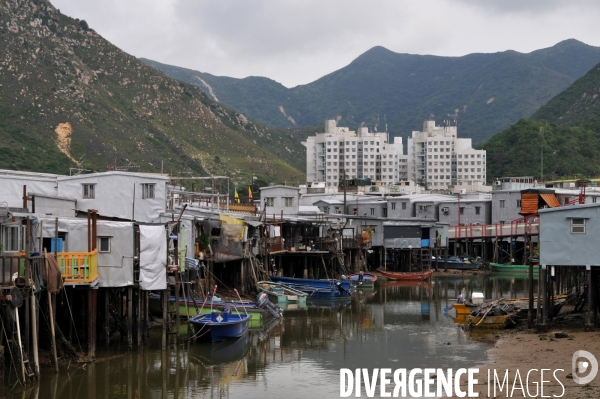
[2,225,23,252]
[264,197,274,207]
[142,183,156,199]
[82,183,96,199]
[570,218,586,234]
[284,197,294,207]
[98,236,111,253]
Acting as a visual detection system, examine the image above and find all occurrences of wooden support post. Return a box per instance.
[585,266,594,331]
[444,247,448,272]
[44,251,59,372]
[162,289,169,350]
[87,289,97,361]
[542,265,548,326]
[137,287,142,346]
[30,289,39,376]
[104,289,111,346]
[127,286,133,348]
[528,261,535,329]
[175,271,181,343]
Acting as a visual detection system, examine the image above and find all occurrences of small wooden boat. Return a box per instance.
[148,294,265,328]
[490,263,539,273]
[189,310,251,342]
[348,272,377,287]
[467,313,517,329]
[292,284,351,300]
[377,268,434,281]
[269,275,351,291]
[466,301,519,329]
[257,281,308,305]
[434,256,479,270]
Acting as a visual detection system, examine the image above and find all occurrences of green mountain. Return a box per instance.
[483,60,600,181]
[142,39,600,145]
[0,0,305,187]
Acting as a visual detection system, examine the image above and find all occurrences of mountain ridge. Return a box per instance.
[142,39,600,145]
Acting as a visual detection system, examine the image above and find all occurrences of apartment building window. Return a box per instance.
[265,198,274,207]
[142,183,156,199]
[2,225,22,252]
[383,208,387,217]
[499,200,505,208]
[98,237,111,253]
[370,208,375,215]
[391,202,396,210]
[284,197,294,207]
[82,184,96,199]
[475,207,481,215]
[402,202,407,210]
[571,218,586,234]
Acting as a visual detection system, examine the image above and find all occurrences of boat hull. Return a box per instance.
[490,263,539,273]
[269,275,351,290]
[467,313,517,329]
[190,313,251,342]
[149,294,264,328]
[378,269,434,281]
[348,273,377,287]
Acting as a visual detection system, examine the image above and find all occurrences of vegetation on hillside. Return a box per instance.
[0,0,305,187]
[483,120,600,181]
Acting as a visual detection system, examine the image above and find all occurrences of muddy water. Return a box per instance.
[2,274,536,399]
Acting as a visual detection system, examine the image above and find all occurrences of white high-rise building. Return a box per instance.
[408,121,486,190]
[303,120,406,186]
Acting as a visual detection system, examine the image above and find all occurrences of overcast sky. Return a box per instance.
[52,0,600,88]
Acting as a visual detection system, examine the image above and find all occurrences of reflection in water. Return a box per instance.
[2,274,537,399]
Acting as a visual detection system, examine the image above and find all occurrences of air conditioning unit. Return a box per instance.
[441,207,449,214]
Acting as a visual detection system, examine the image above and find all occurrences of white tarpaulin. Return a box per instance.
[139,225,167,290]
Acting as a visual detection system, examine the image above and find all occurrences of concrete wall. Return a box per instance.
[437,200,491,225]
[57,173,168,222]
[260,186,300,216]
[491,191,522,224]
[33,195,76,217]
[540,205,600,266]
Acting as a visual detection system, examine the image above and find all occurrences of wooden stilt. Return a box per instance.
[30,289,39,376]
[88,289,97,360]
[162,289,168,350]
[44,250,59,372]
[104,289,110,346]
[127,286,133,348]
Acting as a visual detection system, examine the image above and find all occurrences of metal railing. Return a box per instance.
[0,254,30,287]
[57,249,99,284]
[449,220,539,239]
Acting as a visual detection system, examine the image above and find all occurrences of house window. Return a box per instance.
[82,184,95,199]
[2,225,22,252]
[142,183,155,199]
[265,197,274,207]
[98,237,111,253]
[460,207,465,215]
[571,218,586,234]
[402,202,406,210]
[499,200,505,208]
[370,208,375,215]
[323,206,329,213]
[284,197,294,207]
[475,206,481,215]
[516,200,521,208]
[383,208,387,217]
[391,202,396,210]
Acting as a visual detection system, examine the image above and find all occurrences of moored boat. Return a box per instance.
[434,256,479,270]
[149,293,266,328]
[269,275,351,291]
[289,284,351,300]
[257,281,308,305]
[377,268,434,281]
[189,310,251,342]
[348,272,377,287]
[490,262,539,273]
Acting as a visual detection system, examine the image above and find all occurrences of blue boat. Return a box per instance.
[269,275,352,291]
[189,310,251,342]
[434,256,479,270]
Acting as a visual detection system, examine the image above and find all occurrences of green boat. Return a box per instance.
[148,294,265,329]
[490,263,539,274]
[257,281,308,306]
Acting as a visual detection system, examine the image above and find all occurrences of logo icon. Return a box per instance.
[572,350,598,385]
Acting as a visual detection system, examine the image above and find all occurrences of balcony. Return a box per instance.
[57,249,99,285]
